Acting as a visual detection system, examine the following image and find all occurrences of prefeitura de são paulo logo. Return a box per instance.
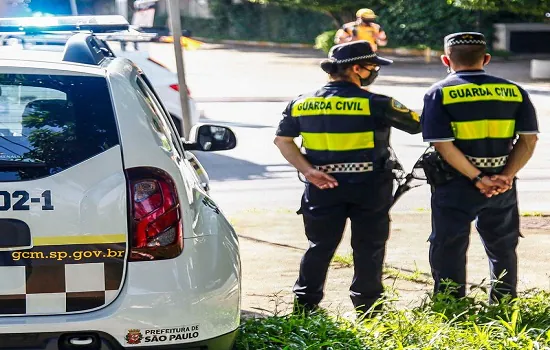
[125,329,143,345]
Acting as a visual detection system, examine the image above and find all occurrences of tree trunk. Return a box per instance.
[327,10,343,27]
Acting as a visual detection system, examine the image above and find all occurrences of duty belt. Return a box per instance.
[315,162,373,173]
[466,155,508,168]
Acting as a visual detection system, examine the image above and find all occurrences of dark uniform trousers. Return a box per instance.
[294,171,393,313]
[429,176,520,301]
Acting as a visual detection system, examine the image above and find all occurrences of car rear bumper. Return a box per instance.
[124,329,237,349]
[0,328,237,350]
[0,234,241,348]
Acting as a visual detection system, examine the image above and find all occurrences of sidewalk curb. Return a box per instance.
[523,85,550,95]
[194,96,293,103]
[192,38,550,67]
[193,37,443,58]
[193,37,313,49]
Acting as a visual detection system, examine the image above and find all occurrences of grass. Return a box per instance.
[521,211,547,217]
[235,287,550,349]
[331,253,354,268]
[384,265,432,285]
[332,254,431,284]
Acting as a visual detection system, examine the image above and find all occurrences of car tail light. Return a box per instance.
[169,83,190,96]
[126,167,183,261]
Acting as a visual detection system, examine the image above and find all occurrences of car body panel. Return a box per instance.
[0,65,129,316]
[0,48,240,348]
[111,48,200,129]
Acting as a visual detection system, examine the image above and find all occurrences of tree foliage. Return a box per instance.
[447,0,550,16]
[247,0,391,23]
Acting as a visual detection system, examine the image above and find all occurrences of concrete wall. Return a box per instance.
[494,23,550,52]
[155,0,212,19]
[181,0,212,19]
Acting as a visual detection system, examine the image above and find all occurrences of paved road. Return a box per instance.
[141,43,550,215]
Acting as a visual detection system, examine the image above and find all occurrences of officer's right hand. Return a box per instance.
[304,169,339,190]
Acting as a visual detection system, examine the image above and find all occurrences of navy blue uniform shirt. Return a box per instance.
[276,81,421,183]
[421,70,538,172]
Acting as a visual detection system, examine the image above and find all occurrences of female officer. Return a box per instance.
[274,40,422,316]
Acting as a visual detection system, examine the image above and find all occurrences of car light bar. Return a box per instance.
[0,15,130,34]
[100,28,158,42]
[134,0,160,10]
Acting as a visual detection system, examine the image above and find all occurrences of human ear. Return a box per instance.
[483,53,491,66]
[440,54,450,67]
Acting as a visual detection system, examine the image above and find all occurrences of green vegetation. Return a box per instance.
[447,0,550,16]
[314,29,338,54]
[185,1,333,44]
[189,0,544,52]
[384,265,432,284]
[331,252,354,268]
[235,288,550,349]
[332,253,431,284]
[521,211,547,217]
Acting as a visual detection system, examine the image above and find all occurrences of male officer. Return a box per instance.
[420,32,539,301]
[274,40,421,315]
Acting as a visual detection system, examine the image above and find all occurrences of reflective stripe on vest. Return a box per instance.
[292,97,370,117]
[451,119,515,140]
[466,155,508,168]
[442,83,523,105]
[301,131,374,151]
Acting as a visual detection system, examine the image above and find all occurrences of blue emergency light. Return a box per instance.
[0,15,130,34]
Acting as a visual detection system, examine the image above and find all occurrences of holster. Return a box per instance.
[421,151,459,187]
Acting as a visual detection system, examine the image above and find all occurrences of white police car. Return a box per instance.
[0,16,241,350]
[0,23,202,135]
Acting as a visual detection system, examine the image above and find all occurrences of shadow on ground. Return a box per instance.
[193,151,295,182]
[241,309,265,320]
[199,118,272,129]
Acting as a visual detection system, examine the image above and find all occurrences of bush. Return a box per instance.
[183,2,334,44]
[314,30,337,54]
[180,0,543,49]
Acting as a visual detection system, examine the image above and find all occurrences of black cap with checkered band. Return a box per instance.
[328,40,393,66]
[444,32,487,48]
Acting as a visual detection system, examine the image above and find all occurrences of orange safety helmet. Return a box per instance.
[356,8,377,20]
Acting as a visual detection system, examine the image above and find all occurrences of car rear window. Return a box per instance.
[0,74,119,181]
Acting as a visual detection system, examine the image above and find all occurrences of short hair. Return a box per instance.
[446,45,486,66]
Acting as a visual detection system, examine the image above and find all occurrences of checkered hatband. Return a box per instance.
[466,155,508,168]
[315,162,374,173]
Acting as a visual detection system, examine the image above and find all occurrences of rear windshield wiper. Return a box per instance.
[0,160,46,168]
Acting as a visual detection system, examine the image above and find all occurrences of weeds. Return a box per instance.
[384,264,431,285]
[331,253,353,268]
[331,254,431,285]
[236,288,550,349]
[520,211,547,217]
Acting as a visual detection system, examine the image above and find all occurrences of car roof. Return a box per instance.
[0,44,127,77]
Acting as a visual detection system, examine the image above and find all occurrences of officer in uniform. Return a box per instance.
[420,32,539,301]
[274,40,421,315]
[334,8,388,51]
